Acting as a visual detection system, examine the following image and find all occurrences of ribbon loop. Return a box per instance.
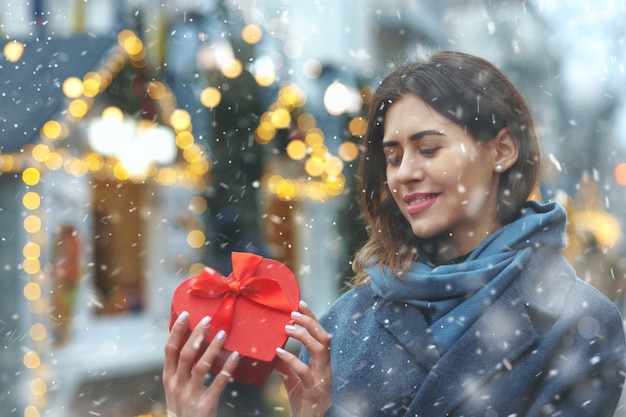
[190,252,293,333]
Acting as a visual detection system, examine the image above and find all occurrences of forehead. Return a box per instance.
[382,94,456,137]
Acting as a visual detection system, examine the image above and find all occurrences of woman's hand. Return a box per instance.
[163,312,240,417]
[275,301,332,417]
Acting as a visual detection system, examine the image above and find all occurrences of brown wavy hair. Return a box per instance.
[350,50,541,286]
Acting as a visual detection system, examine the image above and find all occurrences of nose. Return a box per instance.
[394,154,423,183]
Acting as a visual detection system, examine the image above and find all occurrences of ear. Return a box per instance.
[491,127,519,173]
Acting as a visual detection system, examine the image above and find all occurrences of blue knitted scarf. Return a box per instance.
[367,200,568,352]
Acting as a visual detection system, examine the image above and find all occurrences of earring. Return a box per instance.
[495,164,504,173]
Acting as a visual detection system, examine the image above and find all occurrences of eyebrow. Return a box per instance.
[381,129,445,147]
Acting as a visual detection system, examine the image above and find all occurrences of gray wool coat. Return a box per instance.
[300,247,626,417]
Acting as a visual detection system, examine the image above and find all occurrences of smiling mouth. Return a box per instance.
[404,193,440,215]
[406,194,438,206]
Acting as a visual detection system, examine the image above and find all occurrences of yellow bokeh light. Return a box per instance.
[45,152,64,171]
[221,59,243,79]
[199,87,222,109]
[338,141,359,162]
[65,157,88,177]
[266,174,283,193]
[30,323,47,342]
[325,155,344,176]
[22,167,41,186]
[326,173,346,196]
[189,263,206,277]
[82,78,101,97]
[157,167,178,185]
[286,139,307,160]
[0,155,15,172]
[84,152,104,172]
[278,85,306,107]
[117,29,135,44]
[113,163,131,181]
[305,129,324,147]
[147,81,166,100]
[123,36,144,56]
[307,181,327,201]
[41,120,63,140]
[187,230,206,249]
[30,378,47,396]
[68,99,89,119]
[102,106,124,121]
[255,122,276,143]
[310,146,329,160]
[242,24,263,44]
[22,192,41,210]
[23,242,41,258]
[24,283,41,301]
[170,109,192,132]
[270,108,292,129]
[183,145,203,163]
[254,71,275,87]
[24,215,42,234]
[190,158,211,176]
[305,157,326,177]
[3,40,24,62]
[176,131,195,150]
[23,257,40,275]
[24,405,41,417]
[275,178,298,201]
[23,352,41,369]
[348,116,367,137]
[31,144,50,163]
[62,77,83,98]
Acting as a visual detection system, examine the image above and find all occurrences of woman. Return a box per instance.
[163,51,626,417]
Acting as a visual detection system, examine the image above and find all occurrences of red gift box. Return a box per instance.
[170,251,300,386]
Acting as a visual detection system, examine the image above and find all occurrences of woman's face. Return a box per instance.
[382,94,502,258]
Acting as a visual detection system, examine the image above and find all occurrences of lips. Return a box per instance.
[403,193,439,215]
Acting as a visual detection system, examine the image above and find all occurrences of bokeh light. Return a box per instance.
[199,87,222,108]
[3,40,24,62]
[41,120,63,140]
[22,168,41,186]
[286,140,307,160]
[23,351,41,369]
[615,162,626,186]
[187,230,206,248]
[23,283,41,301]
[242,24,263,44]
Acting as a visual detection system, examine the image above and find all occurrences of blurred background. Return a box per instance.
[1,0,625,416]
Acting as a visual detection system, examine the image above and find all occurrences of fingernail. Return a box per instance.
[291,311,302,319]
[276,347,287,355]
[285,324,297,332]
[231,351,240,361]
[176,311,189,323]
[200,316,211,327]
[299,300,309,309]
[216,330,226,341]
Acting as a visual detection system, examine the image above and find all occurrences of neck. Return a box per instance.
[424,223,502,263]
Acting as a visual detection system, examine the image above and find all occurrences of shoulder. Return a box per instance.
[514,246,624,341]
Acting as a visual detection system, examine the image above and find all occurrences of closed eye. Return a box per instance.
[421,147,440,156]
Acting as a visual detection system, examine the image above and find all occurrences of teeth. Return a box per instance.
[408,195,434,205]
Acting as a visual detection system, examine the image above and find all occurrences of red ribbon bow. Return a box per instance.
[190,252,293,334]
